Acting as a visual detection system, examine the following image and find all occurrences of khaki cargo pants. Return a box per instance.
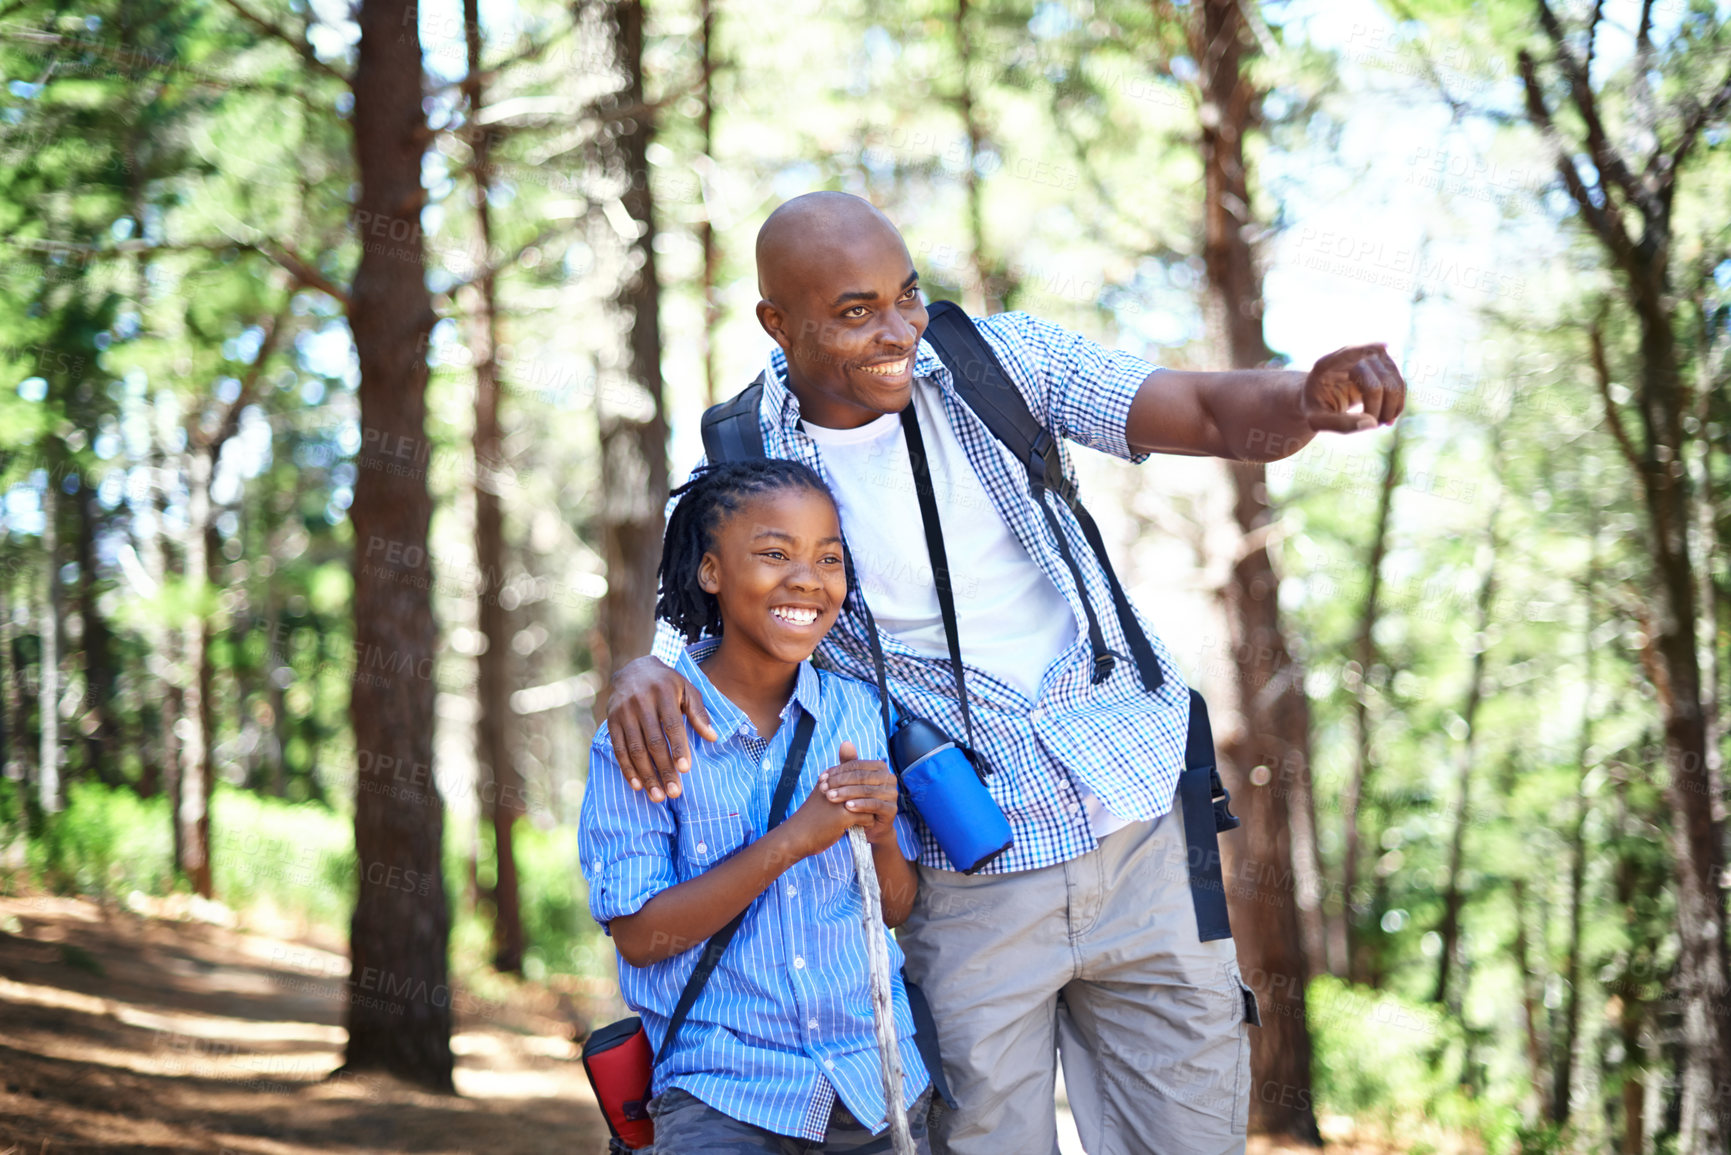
[897,810,1254,1155]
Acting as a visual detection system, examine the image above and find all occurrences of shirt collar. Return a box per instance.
[675,638,823,741]
[760,336,952,434]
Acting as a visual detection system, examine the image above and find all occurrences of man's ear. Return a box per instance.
[756,299,792,352]
[698,552,722,595]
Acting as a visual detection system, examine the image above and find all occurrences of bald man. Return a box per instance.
[606,192,1404,1155]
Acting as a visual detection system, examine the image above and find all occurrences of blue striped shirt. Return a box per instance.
[653,310,1193,874]
[580,641,929,1141]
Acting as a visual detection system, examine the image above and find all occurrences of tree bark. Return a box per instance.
[1341,422,1401,984]
[595,0,669,687]
[38,477,60,814]
[1552,521,1596,1125]
[1432,452,1501,1009]
[343,0,453,1092]
[698,0,721,407]
[0,582,18,786]
[463,0,524,977]
[179,450,213,897]
[1510,876,1552,1120]
[954,0,997,314]
[1613,769,1648,1155]
[1518,23,1731,1144]
[1193,0,1320,1140]
[73,473,121,787]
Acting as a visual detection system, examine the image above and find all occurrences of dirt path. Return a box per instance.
[0,894,1451,1154]
[0,895,612,1154]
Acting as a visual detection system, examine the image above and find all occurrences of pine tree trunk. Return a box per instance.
[1433,458,1501,1009]
[955,0,996,314]
[0,584,17,785]
[179,452,213,897]
[343,0,453,1092]
[1613,776,1648,1155]
[1626,284,1729,1153]
[1552,525,1596,1125]
[1518,35,1731,1141]
[463,0,524,976]
[73,474,120,786]
[38,478,60,814]
[698,0,721,407]
[596,0,669,685]
[1510,877,1551,1119]
[1193,0,1320,1140]
[1341,424,1400,983]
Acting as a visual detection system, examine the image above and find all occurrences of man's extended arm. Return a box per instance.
[1126,344,1406,461]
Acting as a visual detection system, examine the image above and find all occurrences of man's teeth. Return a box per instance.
[772,606,818,625]
[859,359,909,377]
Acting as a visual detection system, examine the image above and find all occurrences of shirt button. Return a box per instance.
[808,1018,819,1030]
[761,758,772,772]
[696,842,708,853]
[793,956,806,970]
[823,1059,836,1070]
[787,884,798,896]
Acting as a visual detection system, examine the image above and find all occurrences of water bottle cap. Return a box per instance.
[889,716,955,773]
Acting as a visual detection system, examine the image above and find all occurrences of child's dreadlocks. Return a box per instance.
[656,459,838,643]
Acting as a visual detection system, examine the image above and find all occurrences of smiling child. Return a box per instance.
[579,459,931,1153]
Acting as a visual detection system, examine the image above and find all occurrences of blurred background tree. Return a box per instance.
[1,0,1727,1150]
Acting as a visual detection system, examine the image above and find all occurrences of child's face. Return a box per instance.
[698,488,848,663]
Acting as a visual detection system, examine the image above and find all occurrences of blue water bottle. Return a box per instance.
[890,716,1014,874]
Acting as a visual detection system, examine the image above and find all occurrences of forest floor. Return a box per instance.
[0,893,1456,1155]
[0,893,612,1154]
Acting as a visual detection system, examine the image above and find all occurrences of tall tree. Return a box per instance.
[1340,415,1402,985]
[343,0,454,1090]
[1432,441,1502,1008]
[72,474,120,786]
[698,0,722,407]
[1189,0,1321,1141]
[1517,8,1731,1147]
[594,0,669,685]
[462,0,524,976]
[37,478,59,814]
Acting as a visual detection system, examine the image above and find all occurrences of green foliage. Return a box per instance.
[1309,975,1523,1150]
[15,781,175,897]
[210,787,355,930]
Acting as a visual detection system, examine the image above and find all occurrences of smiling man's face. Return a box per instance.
[754,193,928,430]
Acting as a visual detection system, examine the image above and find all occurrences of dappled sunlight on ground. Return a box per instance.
[0,894,1465,1153]
[0,895,609,1154]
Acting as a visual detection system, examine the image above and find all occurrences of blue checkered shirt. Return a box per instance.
[581,643,929,1141]
[653,311,1194,875]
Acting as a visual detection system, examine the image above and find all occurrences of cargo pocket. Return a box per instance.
[1237,976,1261,1028]
[1230,971,1256,1135]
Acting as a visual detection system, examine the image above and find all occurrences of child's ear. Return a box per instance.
[698,552,722,595]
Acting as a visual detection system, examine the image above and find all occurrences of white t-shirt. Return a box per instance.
[802,379,1130,839]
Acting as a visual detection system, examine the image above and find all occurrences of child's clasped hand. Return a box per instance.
[783,740,900,856]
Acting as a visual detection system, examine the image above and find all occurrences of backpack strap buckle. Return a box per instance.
[1209,766,1240,833]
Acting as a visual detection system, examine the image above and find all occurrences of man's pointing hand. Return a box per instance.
[1300,344,1406,433]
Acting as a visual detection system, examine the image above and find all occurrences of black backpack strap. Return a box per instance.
[1176,689,1239,942]
[654,708,817,1066]
[921,301,1162,693]
[921,301,1075,506]
[898,405,976,748]
[700,375,768,463]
